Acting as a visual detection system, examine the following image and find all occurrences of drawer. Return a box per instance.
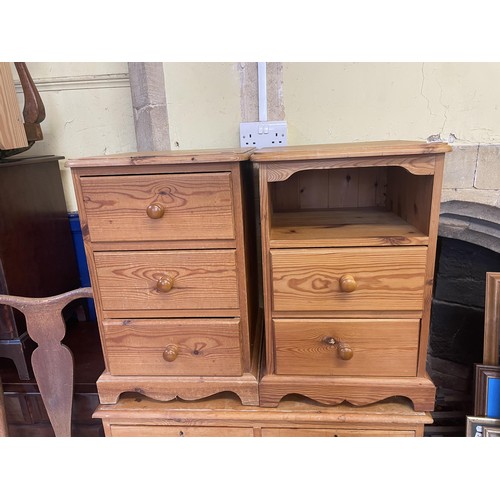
[261,428,416,437]
[271,247,427,313]
[80,172,235,243]
[110,425,254,437]
[103,318,242,376]
[274,319,419,376]
[94,250,239,313]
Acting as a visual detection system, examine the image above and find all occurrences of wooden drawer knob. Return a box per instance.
[146,202,165,219]
[323,337,354,360]
[339,274,357,293]
[156,275,174,292]
[163,344,179,362]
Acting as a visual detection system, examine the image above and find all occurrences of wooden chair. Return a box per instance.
[0,288,93,437]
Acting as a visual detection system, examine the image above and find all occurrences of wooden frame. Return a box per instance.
[474,364,500,418]
[466,415,500,437]
[253,141,449,410]
[483,272,500,366]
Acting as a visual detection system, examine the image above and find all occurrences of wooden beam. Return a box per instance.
[266,62,285,121]
[239,62,285,123]
[128,62,170,152]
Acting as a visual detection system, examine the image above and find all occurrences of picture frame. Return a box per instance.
[466,415,500,437]
[483,426,500,437]
[474,364,500,418]
[483,272,500,366]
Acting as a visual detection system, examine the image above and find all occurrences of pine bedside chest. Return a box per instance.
[252,141,451,410]
[67,148,261,405]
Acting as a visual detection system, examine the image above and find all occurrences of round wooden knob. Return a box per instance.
[339,274,357,293]
[146,202,165,219]
[163,344,179,362]
[323,337,353,361]
[156,275,174,292]
[337,342,354,360]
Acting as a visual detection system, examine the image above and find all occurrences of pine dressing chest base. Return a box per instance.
[68,148,260,405]
[93,392,432,437]
[252,141,451,410]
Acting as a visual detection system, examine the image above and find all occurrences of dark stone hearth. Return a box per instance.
[429,237,500,369]
[426,236,500,436]
[429,299,484,365]
[434,237,500,308]
[426,355,472,393]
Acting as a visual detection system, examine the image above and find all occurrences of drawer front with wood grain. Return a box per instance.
[261,428,416,437]
[271,246,427,313]
[80,172,235,243]
[110,425,254,437]
[103,318,242,376]
[274,319,420,377]
[94,250,239,313]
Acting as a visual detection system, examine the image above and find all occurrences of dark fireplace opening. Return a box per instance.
[426,236,500,436]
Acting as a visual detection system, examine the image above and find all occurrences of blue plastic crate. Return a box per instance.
[68,212,96,320]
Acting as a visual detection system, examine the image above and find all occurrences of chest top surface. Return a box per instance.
[251,140,452,162]
[66,147,255,169]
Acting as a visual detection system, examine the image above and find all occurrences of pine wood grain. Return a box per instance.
[260,428,415,437]
[94,393,432,437]
[259,164,276,374]
[95,310,262,405]
[256,142,448,411]
[66,147,254,168]
[70,155,261,406]
[80,172,235,243]
[0,62,28,150]
[251,140,451,162]
[386,167,434,235]
[270,208,429,248]
[103,318,243,376]
[260,155,440,184]
[259,373,437,411]
[416,153,445,375]
[272,167,388,210]
[96,371,261,405]
[271,246,427,313]
[230,163,253,372]
[273,319,419,376]
[94,250,239,313]
[110,425,254,437]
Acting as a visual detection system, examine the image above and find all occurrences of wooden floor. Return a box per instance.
[0,316,105,437]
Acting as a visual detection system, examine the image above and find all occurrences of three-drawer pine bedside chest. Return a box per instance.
[67,148,261,405]
[251,141,451,410]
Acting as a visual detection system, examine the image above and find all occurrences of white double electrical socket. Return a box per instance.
[239,121,288,149]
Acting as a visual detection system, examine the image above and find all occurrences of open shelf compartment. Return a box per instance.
[268,166,434,248]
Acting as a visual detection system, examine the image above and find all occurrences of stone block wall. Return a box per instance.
[442,143,500,207]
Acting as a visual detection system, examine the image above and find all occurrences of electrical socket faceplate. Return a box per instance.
[240,121,288,149]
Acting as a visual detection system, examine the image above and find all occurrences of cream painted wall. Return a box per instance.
[13,62,136,212]
[163,62,241,150]
[283,62,500,145]
[10,61,500,212]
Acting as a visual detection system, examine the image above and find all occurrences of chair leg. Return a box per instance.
[0,376,7,437]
